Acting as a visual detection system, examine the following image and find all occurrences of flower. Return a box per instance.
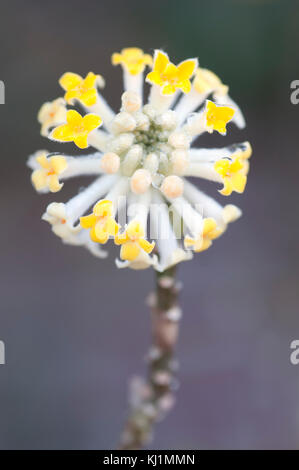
[30,152,67,192]
[115,220,155,261]
[80,199,119,244]
[214,157,247,196]
[38,98,67,136]
[51,109,102,149]
[28,47,251,269]
[59,72,104,106]
[205,100,235,135]
[194,67,228,96]
[112,48,152,75]
[146,50,197,95]
[184,218,223,252]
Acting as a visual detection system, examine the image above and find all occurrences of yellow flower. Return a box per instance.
[112,48,152,75]
[31,152,67,193]
[80,200,119,244]
[184,218,223,253]
[194,68,228,96]
[38,98,67,137]
[205,100,235,135]
[51,110,102,149]
[146,50,197,95]
[59,72,102,106]
[214,157,247,196]
[115,220,155,261]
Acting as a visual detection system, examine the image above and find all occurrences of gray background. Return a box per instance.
[0,0,299,449]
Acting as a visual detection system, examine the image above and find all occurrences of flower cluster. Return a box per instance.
[28,47,251,271]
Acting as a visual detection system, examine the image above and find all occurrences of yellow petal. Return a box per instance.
[219,177,233,196]
[105,217,119,236]
[94,220,108,240]
[194,238,212,253]
[48,174,63,193]
[111,52,122,65]
[153,50,169,74]
[114,232,129,245]
[52,123,73,142]
[203,218,217,236]
[31,169,47,190]
[82,113,102,131]
[74,133,88,149]
[67,109,83,126]
[120,241,141,261]
[146,71,164,86]
[36,153,50,169]
[177,59,197,80]
[93,199,113,217]
[59,72,82,91]
[163,63,178,79]
[178,79,191,93]
[126,220,144,240]
[80,89,97,106]
[90,225,109,244]
[80,214,97,229]
[231,173,247,193]
[162,83,177,95]
[84,72,98,88]
[214,159,230,177]
[64,89,80,104]
[49,156,67,174]
[138,238,155,254]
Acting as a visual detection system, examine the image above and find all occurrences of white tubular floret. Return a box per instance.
[87,95,115,128]
[63,174,118,225]
[213,94,245,129]
[87,129,109,152]
[150,190,192,272]
[121,91,142,114]
[149,85,178,113]
[174,87,208,125]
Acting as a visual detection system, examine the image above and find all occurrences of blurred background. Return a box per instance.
[0,0,299,449]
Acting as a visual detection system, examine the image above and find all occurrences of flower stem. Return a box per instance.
[118,266,181,450]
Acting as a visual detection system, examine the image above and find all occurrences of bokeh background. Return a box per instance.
[0,0,299,449]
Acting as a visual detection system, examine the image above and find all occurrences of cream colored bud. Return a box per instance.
[110,112,136,134]
[100,152,120,174]
[142,104,157,120]
[144,153,159,174]
[130,169,152,194]
[158,152,170,174]
[121,91,142,113]
[168,131,190,149]
[183,113,205,137]
[135,112,150,131]
[161,175,184,199]
[156,110,177,130]
[109,133,135,154]
[122,145,143,176]
[171,149,189,175]
[222,204,242,224]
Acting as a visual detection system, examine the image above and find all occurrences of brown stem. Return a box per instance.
[118,266,181,450]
